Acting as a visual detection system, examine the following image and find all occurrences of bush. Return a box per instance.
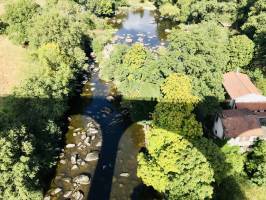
[0,127,43,200]
[153,74,203,138]
[2,0,40,44]
[159,3,180,21]
[227,35,255,71]
[87,0,115,16]
[246,140,266,186]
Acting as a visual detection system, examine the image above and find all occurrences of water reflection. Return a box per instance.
[111,9,177,47]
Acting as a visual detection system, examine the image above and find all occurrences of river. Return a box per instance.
[46,8,174,200]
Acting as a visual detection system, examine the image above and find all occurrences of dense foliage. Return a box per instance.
[138,128,214,199]
[101,43,162,98]
[154,0,248,24]
[246,140,266,186]
[2,0,40,44]
[74,0,127,16]
[153,74,202,138]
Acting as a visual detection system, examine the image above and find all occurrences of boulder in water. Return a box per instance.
[51,187,62,195]
[44,196,51,200]
[71,165,78,170]
[85,152,99,162]
[106,95,114,101]
[120,172,130,177]
[125,37,133,43]
[63,191,72,198]
[60,159,66,165]
[66,144,75,148]
[72,190,84,200]
[73,175,90,185]
[96,141,102,147]
[71,154,77,165]
[62,177,71,183]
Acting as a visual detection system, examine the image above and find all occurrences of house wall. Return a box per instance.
[213,117,224,138]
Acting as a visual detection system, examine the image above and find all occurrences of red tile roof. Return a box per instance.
[223,72,261,99]
[221,109,265,138]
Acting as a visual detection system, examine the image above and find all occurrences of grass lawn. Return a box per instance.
[0,36,40,96]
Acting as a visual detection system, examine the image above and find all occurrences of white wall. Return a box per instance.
[213,117,224,138]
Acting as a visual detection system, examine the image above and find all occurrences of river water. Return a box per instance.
[47,9,174,200]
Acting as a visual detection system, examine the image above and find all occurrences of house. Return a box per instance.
[223,72,266,111]
[213,109,266,148]
[212,72,266,148]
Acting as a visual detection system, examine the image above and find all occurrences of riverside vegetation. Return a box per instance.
[0,0,266,200]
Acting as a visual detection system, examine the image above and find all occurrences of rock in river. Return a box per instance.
[62,177,71,183]
[106,95,114,101]
[51,187,62,195]
[96,141,102,147]
[120,173,130,177]
[73,175,90,185]
[72,190,84,200]
[71,165,78,170]
[85,152,99,162]
[71,154,77,165]
[66,144,75,148]
[63,191,72,198]
[44,196,50,200]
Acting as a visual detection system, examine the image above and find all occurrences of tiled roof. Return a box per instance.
[221,109,265,138]
[223,72,261,99]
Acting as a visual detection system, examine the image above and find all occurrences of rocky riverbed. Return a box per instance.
[45,117,102,200]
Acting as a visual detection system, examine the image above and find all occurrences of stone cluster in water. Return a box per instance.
[44,118,102,200]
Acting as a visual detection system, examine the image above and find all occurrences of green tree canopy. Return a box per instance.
[153,74,203,138]
[0,127,42,199]
[246,140,266,186]
[137,128,214,200]
[2,0,40,44]
[227,35,255,71]
[167,22,229,101]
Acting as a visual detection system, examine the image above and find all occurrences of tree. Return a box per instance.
[111,43,163,98]
[86,0,115,16]
[188,0,243,24]
[2,0,40,44]
[0,127,42,200]
[156,0,193,22]
[153,74,202,138]
[227,35,255,71]
[100,44,129,81]
[137,128,214,200]
[241,0,266,38]
[241,0,266,69]
[246,140,266,186]
[167,22,229,100]
[159,3,180,21]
